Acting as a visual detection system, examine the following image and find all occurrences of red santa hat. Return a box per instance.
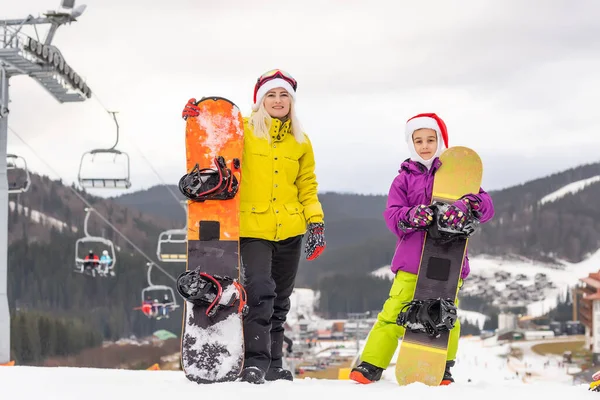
[404,113,449,149]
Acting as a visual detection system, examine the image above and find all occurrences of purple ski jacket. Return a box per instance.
[384,158,495,279]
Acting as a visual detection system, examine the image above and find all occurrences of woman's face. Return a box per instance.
[263,88,291,118]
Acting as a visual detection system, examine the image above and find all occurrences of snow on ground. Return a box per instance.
[287,288,321,326]
[372,247,600,319]
[2,336,595,400]
[539,175,600,205]
[470,252,600,289]
[459,310,489,329]
[469,250,600,316]
[9,200,77,233]
[312,340,362,359]
[508,336,585,383]
[371,265,394,281]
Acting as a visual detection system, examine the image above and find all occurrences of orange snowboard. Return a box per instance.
[183,97,244,240]
[178,97,245,384]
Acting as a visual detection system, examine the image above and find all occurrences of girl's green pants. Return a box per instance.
[359,270,461,369]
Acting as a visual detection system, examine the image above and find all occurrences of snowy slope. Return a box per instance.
[539,175,600,205]
[371,247,600,319]
[0,336,594,399]
[287,288,321,326]
[371,265,394,281]
[459,310,489,329]
[467,250,600,317]
[9,200,77,233]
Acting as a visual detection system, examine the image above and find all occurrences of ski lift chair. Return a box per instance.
[140,285,180,320]
[139,263,180,319]
[7,154,31,194]
[156,228,187,262]
[73,207,116,277]
[77,111,131,189]
[77,149,131,189]
[74,236,116,277]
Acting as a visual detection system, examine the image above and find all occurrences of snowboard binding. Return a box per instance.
[177,268,248,318]
[396,298,458,338]
[428,202,480,244]
[178,155,240,202]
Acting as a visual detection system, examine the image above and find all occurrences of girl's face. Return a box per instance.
[412,128,438,160]
[263,88,291,118]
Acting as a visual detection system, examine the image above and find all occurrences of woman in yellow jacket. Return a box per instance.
[181,69,326,384]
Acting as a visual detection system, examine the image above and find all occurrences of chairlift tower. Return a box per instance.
[0,0,91,364]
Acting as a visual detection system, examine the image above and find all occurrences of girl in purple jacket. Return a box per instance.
[350,113,495,385]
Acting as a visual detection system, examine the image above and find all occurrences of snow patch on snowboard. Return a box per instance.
[182,305,243,382]
[219,282,239,306]
[195,106,243,160]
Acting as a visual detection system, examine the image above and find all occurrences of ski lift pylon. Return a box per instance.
[7,153,31,194]
[77,111,131,189]
[74,207,117,277]
[156,201,187,262]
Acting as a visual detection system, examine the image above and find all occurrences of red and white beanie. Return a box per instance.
[252,78,297,112]
[404,113,449,169]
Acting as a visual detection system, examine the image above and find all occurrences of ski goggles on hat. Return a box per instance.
[255,69,298,92]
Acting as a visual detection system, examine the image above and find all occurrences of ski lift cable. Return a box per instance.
[7,125,178,283]
[91,93,185,211]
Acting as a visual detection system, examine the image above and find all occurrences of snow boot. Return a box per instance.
[440,360,455,385]
[349,361,384,384]
[265,367,293,381]
[239,366,265,384]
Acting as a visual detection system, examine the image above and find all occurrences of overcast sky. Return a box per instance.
[3,0,600,199]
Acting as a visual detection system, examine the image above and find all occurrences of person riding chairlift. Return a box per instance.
[158,294,171,318]
[99,250,113,275]
[83,250,99,274]
[141,296,154,317]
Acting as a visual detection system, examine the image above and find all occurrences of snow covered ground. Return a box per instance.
[539,175,600,205]
[468,249,600,316]
[460,310,489,329]
[371,247,600,319]
[1,335,595,399]
[9,200,77,233]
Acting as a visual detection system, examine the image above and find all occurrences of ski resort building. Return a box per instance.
[573,270,600,364]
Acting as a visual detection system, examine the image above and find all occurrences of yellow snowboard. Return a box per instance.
[395,146,482,386]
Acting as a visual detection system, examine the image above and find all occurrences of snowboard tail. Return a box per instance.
[395,146,482,386]
[181,239,244,384]
[179,96,245,384]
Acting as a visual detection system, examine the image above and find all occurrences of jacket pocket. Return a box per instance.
[282,202,306,236]
[240,202,270,213]
[284,202,304,214]
[283,156,300,178]
[240,202,271,233]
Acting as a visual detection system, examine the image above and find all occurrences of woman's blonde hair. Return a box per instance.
[249,97,305,144]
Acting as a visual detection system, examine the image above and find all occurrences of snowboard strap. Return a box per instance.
[178,156,240,202]
[199,272,223,317]
[232,280,248,315]
[396,298,458,338]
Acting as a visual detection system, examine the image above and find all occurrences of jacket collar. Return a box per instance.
[269,117,291,142]
[400,157,442,175]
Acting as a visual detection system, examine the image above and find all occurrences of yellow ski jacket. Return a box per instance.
[239,117,324,241]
